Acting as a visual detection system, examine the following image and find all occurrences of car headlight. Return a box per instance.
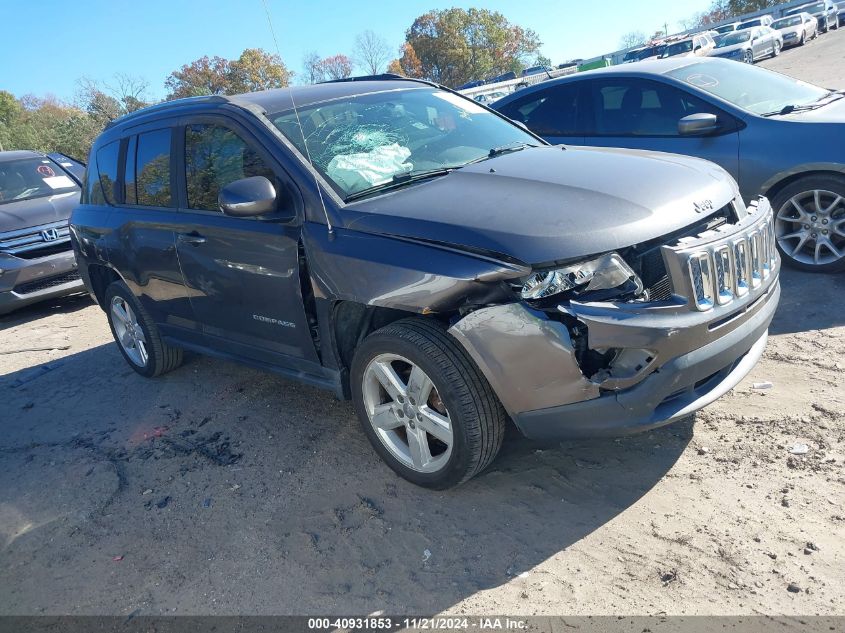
[517,252,644,303]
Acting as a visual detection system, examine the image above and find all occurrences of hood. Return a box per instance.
[343,146,736,266]
[0,191,79,233]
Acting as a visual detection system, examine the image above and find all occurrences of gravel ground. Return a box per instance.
[1,37,844,617]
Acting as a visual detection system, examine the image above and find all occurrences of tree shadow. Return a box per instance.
[0,340,690,615]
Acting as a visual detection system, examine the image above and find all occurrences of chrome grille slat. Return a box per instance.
[668,198,777,313]
[0,221,71,256]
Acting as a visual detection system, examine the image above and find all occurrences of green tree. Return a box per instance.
[402,8,541,87]
[229,48,292,93]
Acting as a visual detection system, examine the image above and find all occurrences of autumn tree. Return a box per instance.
[318,54,353,80]
[354,30,391,75]
[401,8,541,87]
[165,48,290,99]
[388,43,424,78]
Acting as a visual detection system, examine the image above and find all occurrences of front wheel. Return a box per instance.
[351,318,506,489]
[772,175,845,272]
[744,49,754,64]
[772,41,781,57]
[105,281,183,377]
[800,32,806,45]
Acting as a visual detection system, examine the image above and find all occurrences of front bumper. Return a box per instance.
[0,250,84,315]
[449,197,780,439]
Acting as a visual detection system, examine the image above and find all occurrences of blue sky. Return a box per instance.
[2,0,706,102]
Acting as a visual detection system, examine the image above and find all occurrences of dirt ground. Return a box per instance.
[2,34,845,617]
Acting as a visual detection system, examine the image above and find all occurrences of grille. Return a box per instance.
[0,221,72,259]
[14,270,81,295]
[685,218,776,311]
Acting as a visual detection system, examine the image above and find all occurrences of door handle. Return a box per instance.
[177,232,207,246]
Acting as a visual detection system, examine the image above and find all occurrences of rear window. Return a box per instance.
[0,157,79,205]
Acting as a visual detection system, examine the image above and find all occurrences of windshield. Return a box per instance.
[738,20,761,29]
[718,30,752,46]
[269,87,539,199]
[662,40,693,57]
[667,61,831,115]
[0,157,79,205]
[773,16,803,28]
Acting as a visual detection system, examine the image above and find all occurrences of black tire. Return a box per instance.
[744,49,754,64]
[351,318,506,489]
[104,281,183,377]
[800,32,806,45]
[770,174,845,273]
[772,41,781,57]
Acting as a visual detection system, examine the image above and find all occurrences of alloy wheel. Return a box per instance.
[110,296,149,367]
[744,50,754,64]
[776,189,845,266]
[361,353,453,473]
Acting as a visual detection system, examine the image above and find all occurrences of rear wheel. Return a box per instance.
[351,318,506,489]
[105,282,183,377]
[772,41,781,57]
[744,49,754,64]
[772,175,845,272]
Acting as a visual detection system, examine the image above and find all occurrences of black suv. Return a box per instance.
[71,78,779,488]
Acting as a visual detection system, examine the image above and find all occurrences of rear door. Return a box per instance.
[106,122,198,334]
[172,114,320,370]
[580,76,741,181]
[494,81,586,145]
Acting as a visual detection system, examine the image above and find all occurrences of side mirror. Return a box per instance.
[219,176,277,217]
[678,113,720,136]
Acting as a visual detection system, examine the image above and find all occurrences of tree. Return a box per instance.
[318,54,353,80]
[390,43,424,78]
[302,51,324,83]
[402,8,541,87]
[164,49,290,99]
[229,48,291,93]
[165,55,232,99]
[354,30,391,75]
[533,53,552,68]
[619,30,648,49]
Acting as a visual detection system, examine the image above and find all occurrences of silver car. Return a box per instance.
[493,57,845,272]
[771,13,819,47]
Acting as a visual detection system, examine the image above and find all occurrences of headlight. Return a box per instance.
[518,253,643,303]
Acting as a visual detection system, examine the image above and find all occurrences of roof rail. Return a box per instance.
[320,74,441,89]
[105,94,231,129]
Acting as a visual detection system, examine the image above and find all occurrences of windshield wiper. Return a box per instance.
[487,142,536,158]
[344,168,454,202]
[761,90,844,116]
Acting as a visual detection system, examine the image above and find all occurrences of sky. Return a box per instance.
[1,0,706,102]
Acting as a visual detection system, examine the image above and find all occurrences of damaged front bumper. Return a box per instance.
[448,197,780,439]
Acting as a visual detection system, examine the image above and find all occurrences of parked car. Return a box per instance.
[46,153,87,182]
[473,91,509,104]
[0,150,86,315]
[623,42,667,63]
[71,77,779,488]
[660,33,716,58]
[487,71,516,83]
[785,0,839,32]
[493,58,845,271]
[771,13,818,47]
[709,26,783,63]
[456,79,485,90]
[521,65,553,78]
[838,1,845,25]
[714,21,742,34]
[737,15,774,29]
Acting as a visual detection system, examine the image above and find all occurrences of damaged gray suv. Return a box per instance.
[71,77,780,488]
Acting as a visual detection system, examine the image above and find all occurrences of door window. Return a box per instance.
[495,83,581,136]
[184,124,276,212]
[590,79,726,137]
[90,140,120,205]
[135,129,173,207]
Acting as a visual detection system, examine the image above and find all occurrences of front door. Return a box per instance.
[581,77,741,184]
[173,118,320,369]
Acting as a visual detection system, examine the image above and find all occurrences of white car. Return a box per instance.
[771,12,819,47]
[660,32,716,58]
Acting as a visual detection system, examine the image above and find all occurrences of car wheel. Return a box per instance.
[351,318,506,489]
[773,41,781,56]
[105,281,183,377]
[800,32,806,45]
[744,49,754,64]
[772,175,845,272]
